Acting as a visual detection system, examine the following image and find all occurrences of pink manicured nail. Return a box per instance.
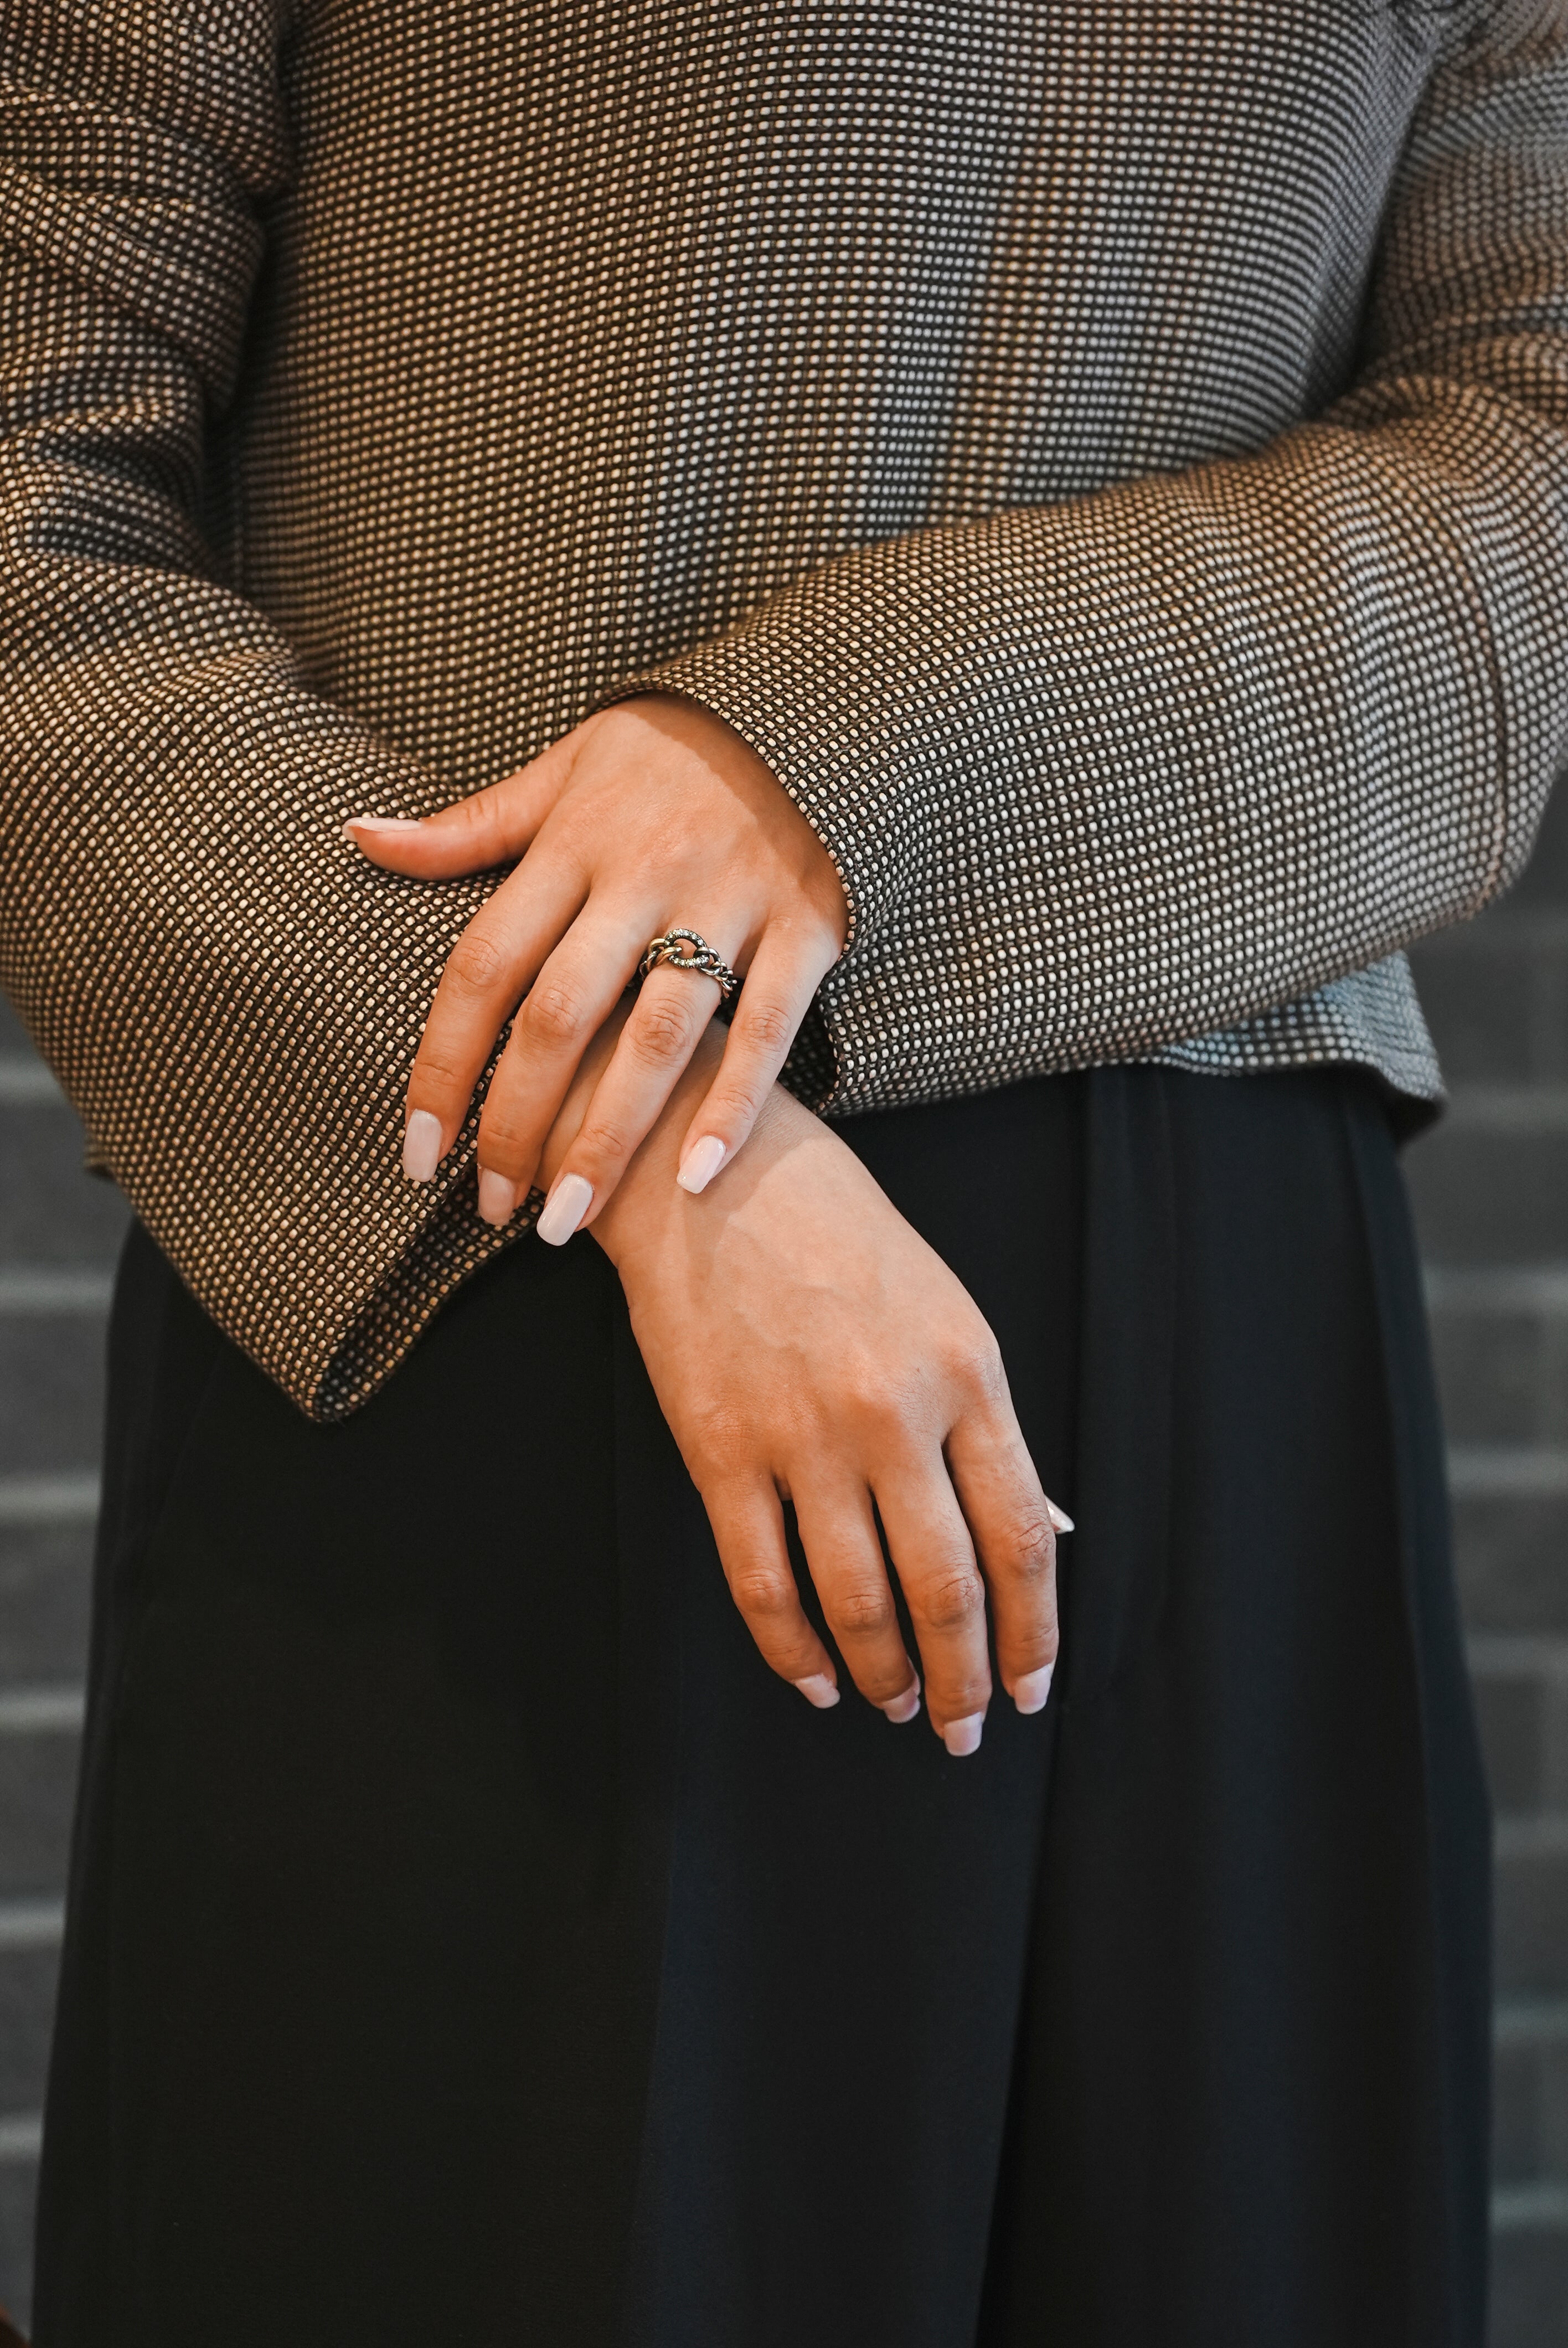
[677,1135,727,1195]
[402,1109,442,1183]
[536,1172,592,1247]
[880,1675,922,1726]
[1046,1498,1075,1534]
[343,815,424,837]
[1014,1664,1054,1716]
[477,1170,519,1227]
[942,1713,984,1758]
[792,1674,840,1710]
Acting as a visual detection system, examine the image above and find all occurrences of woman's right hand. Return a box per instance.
[578,1037,1066,1754]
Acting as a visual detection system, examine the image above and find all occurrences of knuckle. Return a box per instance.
[575,1115,633,1170]
[737,997,796,1058]
[411,1046,467,1094]
[705,1075,765,1129]
[687,1410,754,1485]
[848,1373,920,1439]
[952,1335,1007,1400]
[478,1105,532,1160]
[1000,1510,1056,1579]
[523,977,589,1046]
[828,1578,897,1641]
[631,992,699,1062]
[728,1564,797,1623]
[453,787,499,837]
[442,931,509,996]
[919,1568,987,1635]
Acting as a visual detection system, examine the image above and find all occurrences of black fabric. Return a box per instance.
[33,1068,1490,2348]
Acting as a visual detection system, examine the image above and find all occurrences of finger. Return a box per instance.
[946,1402,1061,1717]
[548,926,746,1222]
[873,1464,992,1756]
[790,1475,922,1722]
[474,909,658,1221]
[702,1477,842,1709]
[401,854,590,1178]
[344,732,579,878]
[546,967,721,1225]
[673,928,841,1195]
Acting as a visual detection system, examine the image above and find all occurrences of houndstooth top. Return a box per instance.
[1,0,1566,1418]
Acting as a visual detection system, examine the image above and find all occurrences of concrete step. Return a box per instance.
[1495,1819,1568,2002]
[1457,1496,1568,1637]
[1508,779,1568,913]
[1495,2000,1568,2191]
[0,1088,129,1266]
[0,2158,35,2338]
[1471,1638,1568,1816]
[1473,1629,1568,2016]
[1490,2223,1568,2348]
[0,1950,60,2119]
[1405,1089,1568,1266]
[0,1695,82,1904]
[0,1319,107,1485]
[1409,912,1568,1088]
[0,1526,94,1690]
[1428,1266,1568,1449]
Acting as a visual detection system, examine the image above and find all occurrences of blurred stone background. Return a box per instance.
[0,789,1564,2339]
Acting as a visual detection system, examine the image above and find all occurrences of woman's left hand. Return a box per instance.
[346,696,849,1236]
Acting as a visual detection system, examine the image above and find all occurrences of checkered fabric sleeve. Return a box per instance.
[623,0,1568,1118]
[0,1,524,1417]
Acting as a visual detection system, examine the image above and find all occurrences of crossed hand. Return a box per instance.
[347,696,1067,1758]
[347,694,848,1239]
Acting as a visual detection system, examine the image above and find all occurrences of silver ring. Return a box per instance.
[637,926,740,1003]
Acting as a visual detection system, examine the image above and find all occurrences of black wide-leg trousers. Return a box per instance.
[33,1067,1490,2348]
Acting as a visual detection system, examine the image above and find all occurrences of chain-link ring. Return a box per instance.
[637,926,740,1003]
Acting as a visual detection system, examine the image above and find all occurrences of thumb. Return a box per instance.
[343,730,577,876]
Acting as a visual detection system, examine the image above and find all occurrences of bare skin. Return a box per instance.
[349,704,1070,1751]
[533,1015,1062,1753]
[347,696,849,1228]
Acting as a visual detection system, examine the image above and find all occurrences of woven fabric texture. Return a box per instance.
[1,0,1566,1417]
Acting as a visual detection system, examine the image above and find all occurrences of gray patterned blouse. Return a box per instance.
[1,1,1566,1414]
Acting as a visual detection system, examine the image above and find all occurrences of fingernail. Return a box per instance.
[792,1674,840,1710]
[677,1134,728,1195]
[343,815,424,837]
[942,1713,984,1758]
[402,1109,442,1182]
[880,1674,922,1726]
[1046,1498,1075,1534]
[1014,1663,1054,1716]
[477,1170,519,1227]
[536,1171,592,1246]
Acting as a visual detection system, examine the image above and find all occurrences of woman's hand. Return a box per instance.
[345,696,848,1236]
[556,1025,1067,1756]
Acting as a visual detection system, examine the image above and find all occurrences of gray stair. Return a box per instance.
[1410,779,1568,2348]
[0,991,125,2328]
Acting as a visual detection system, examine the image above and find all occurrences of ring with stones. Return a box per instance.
[637,926,740,1004]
